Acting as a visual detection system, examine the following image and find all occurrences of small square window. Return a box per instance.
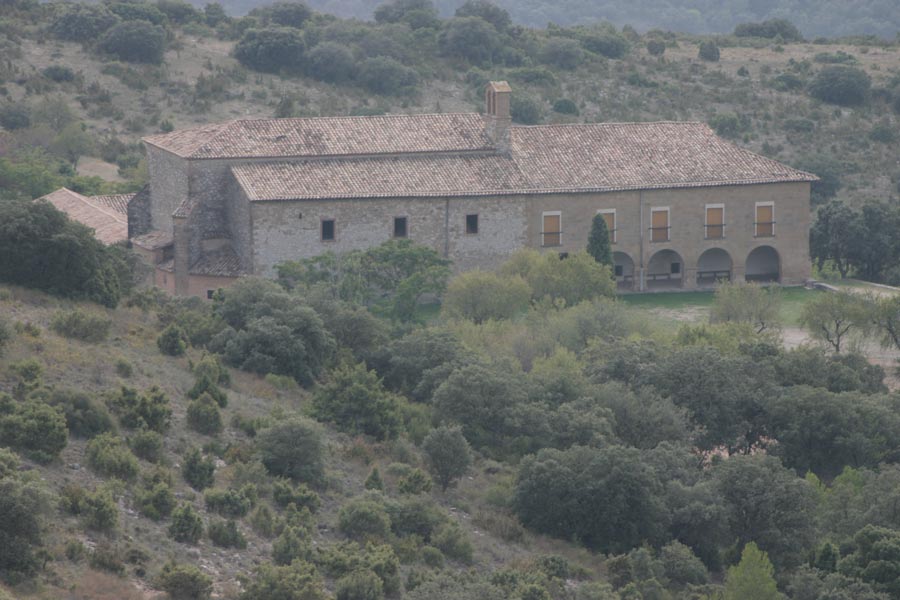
[206,290,215,300]
[671,262,681,275]
[466,214,479,234]
[393,216,408,238]
[614,265,624,277]
[321,219,335,241]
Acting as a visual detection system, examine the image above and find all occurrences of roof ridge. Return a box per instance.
[511,120,708,130]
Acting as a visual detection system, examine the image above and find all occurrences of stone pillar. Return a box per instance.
[173,216,190,296]
[682,267,698,290]
[732,264,746,283]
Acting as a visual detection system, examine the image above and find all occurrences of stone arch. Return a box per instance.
[697,248,733,286]
[745,246,780,282]
[613,251,635,290]
[646,248,684,289]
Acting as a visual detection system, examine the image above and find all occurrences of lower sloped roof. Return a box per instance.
[37,188,129,244]
[231,121,817,202]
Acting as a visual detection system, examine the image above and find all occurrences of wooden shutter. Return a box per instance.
[602,212,616,243]
[756,205,773,236]
[543,214,561,246]
[651,210,668,242]
[706,207,723,239]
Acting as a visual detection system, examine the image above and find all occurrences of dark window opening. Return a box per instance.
[671,262,681,275]
[614,265,624,277]
[466,214,479,234]
[206,290,215,300]
[393,216,408,238]
[559,252,569,260]
[321,219,335,241]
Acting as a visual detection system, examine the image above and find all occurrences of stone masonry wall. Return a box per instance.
[249,195,528,276]
[146,146,189,233]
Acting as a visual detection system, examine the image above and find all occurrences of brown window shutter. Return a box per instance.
[651,210,668,242]
[706,207,723,238]
[543,214,561,246]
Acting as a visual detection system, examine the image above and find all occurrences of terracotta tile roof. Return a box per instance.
[190,246,243,277]
[131,229,173,250]
[232,122,816,201]
[143,114,494,160]
[90,193,133,215]
[37,188,128,244]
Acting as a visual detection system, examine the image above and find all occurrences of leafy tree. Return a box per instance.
[108,2,167,25]
[336,568,384,600]
[312,362,404,440]
[422,425,472,491]
[541,37,584,70]
[182,447,215,490]
[272,526,312,565]
[0,464,52,580]
[43,388,113,438]
[377,328,467,398]
[50,3,120,42]
[157,323,187,356]
[796,155,843,205]
[510,93,543,124]
[307,42,357,83]
[514,445,669,553]
[169,503,203,544]
[733,19,802,40]
[810,200,859,276]
[723,543,782,600]
[441,271,531,323]
[646,39,666,57]
[156,562,213,600]
[0,394,68,463]
[85,433,138,480]
[266,1,312,27]
[208,519,247,548]
[499,249,615,305]
[586,213,613,268]
[839,525,900,596]
[108,385,172,433]
[799,291,870,353]
[709,281,781,333]
[712,455,817,568]
[50,122,93,168]
[204,3,229,26]
[455,0,511,31]
[845,200,900,282]
[234,27,306,73]
[698,41,720,61]
[240,561,330,600]
[374,0,435,24]
[580,29,629,58]
[439,17,498,65]
[98,21,167,64]
[338,496,392,541]
[809,66,871,106]
[358,56,419,96]
[186,393,223,435]
[257,417,325,484]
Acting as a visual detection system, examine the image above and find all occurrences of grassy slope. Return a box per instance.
[0,284,604,599]
[6,26,900,207]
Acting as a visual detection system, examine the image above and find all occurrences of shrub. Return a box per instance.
[442,271,531,323]
[182,447,215,490]
[207,519,247,548]
[241,561,330,600]
[89,543,125,575]
[0,396,68,463]
[358,56,418,95]
[432,521,473,563]
[0,104,30,131]
[205,486,254,518]
[698,41,720,62]
[42,65,76,83]
[188,373,227,407]
[136,480,176,521]
[273,526,312,565]
[552,98,579,115]
[156,0,199,23]
[257,418,325,483]
[82,488,119,531]
[186,393,223,436]
[307,42,356,83]
[115,359,133,378]
[541,38,584,70]
[234,27,306,73]
[439,16,497,65]
[157,323,187,356]
[169,503,203,543]
[108,2,167,25]
[510,94,543,124]
[422,426,472,491]
[50,3,120,42]
[312,362,404,440]
[44,388,113,439]
[0,473,52,578]
[421,546,444,568]
[250,504,276,537]
[156,562,213,600]
[581,30,629,58]
[709,113,747,139]
[397,468,433,495]
[108,386,172,433]
[129,428,163,462]
[50,309,111,343]
[266,1,312,27]
[336,569,384,600]
[646,39,666,57]
[338,496,392,541]
[273,479,321,511]
[98,21,166,64]
[86,433,139,480]
[365,468,384,491]
[808,66,871,106]
[734,19,803,41]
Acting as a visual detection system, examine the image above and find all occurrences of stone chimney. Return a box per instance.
[485,81,511,154]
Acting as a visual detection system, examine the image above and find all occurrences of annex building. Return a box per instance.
[42,82,816,298]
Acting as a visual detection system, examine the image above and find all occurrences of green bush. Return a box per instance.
[808,65,871,106]
[241,561,330,600]
[44,388,114,439]
[82,488,118,532]
[273,479,321,511]
[338,496,392,541]
[0,104,30,131]
[207,519,247,548]
[136,479,176,521]
[511,94,543,124]
[50,309,111,343]
[205,486,255,518]
[0,395,68,463]
[186,393,223,436]
[432,521,473,563]
[358,56,419,95]
[98,21,166,64]
[86,433,139,480]
[182,447,215,490]
[107,385,172,433]
[581,30,629,58]
[129,428,163,463]
[156,562,213,600]
[193,354,231,387]
[734,19,803,40]
[541,37,584,70]
[250,504,276,537]
[115,359,133,378]
[312,362,404,441]
[89,543,125,575]
[257,418,325,484]
[157,323,187,356]
[234,27,306,72]
[273,525,312,565]
[169,503,203,543]
[423,425,472,491]
[442,271,531,323]
[398,468,432,495]
[307,42,357,83]
[552,98,579,115]
[336,569,384,600]
[698,41,720,61]
[646,39,666,56]
[188,373,227,407]
[50,3,120,42]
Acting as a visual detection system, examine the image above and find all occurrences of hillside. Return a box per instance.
[2,0,900,211]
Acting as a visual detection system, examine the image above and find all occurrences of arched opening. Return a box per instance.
[697,248,733,286]
[646,249,684,289]
[745,246,780,282]
[613,251,635,290]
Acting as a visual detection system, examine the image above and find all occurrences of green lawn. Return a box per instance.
[619,286,822,328]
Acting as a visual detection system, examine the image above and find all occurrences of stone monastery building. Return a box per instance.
[43,82,817,298]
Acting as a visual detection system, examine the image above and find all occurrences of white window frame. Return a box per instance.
[542,210,562,247]
[650,207,670,243]
[597,209,617,244]
[755,201,775,237]
[705,203,725,240]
